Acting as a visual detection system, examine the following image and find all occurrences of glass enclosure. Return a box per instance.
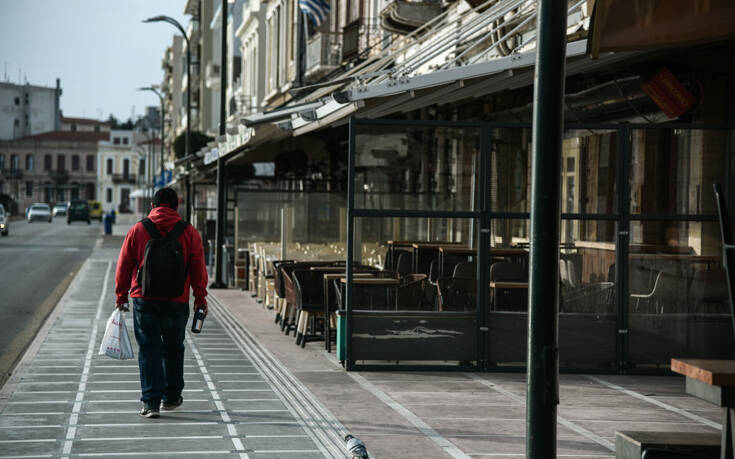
[341,120,732,371]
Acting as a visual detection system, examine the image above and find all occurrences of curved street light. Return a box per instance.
[143,15,192,221]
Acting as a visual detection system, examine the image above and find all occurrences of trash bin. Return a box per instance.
[103,213,112,235]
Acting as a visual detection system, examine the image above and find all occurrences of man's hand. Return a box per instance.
[116,303,129,312]
[194,303,208,316]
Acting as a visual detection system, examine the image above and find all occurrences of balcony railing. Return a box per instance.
[0,168,22,179]
[112,173,137,184]
[306,32,342,80]
[342,19,387,61]
[49,170,69,182]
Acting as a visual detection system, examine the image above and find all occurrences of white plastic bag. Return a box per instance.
[98,309,134,360]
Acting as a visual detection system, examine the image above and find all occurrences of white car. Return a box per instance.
[53,202,68,217]
[0,204,7,236]
[28,203,52,223]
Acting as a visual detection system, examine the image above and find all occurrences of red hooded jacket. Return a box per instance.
[115,206,208,305]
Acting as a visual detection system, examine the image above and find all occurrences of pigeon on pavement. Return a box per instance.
[345,434,369,458]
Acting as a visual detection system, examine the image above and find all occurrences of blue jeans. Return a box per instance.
[132,298,189,408]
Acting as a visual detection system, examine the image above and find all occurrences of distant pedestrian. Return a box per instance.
[114,187,208,418]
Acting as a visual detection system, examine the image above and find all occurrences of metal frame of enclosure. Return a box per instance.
[345,117,734,372]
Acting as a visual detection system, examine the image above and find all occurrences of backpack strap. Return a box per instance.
[166,220,189,242]
[140,218,162,239]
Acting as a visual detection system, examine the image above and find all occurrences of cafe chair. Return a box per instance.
[272,260,294,326]
[397,274,429,310]
[292,269,327,348]
[630,271,664,313]
[690,268,729,313]
[453,261,477,279]
[437,277,477,311]
[395,252,413,277]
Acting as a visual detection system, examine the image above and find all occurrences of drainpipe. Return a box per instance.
[212,0,228,288]
[526,1,566,457]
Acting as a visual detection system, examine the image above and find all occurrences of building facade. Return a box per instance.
[97,130,147,214]
[0,79,62,140]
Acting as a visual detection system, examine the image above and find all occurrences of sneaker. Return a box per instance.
[161,396,183,411]
[139,405,160,418]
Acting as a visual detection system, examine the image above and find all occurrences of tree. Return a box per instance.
[173,131,215,159]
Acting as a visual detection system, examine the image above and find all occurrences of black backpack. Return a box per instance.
[136,218,189,298]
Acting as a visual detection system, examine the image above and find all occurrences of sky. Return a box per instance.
[0,0,188,122]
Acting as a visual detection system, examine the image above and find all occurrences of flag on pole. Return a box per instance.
[299,0,330,27]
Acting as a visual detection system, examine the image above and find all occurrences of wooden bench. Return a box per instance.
[616,431,720,458]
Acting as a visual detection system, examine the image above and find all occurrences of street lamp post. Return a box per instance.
[143,15,192,221]
[137,86,165,190]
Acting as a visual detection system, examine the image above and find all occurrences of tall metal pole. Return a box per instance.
[526,1,567,457]
[211,0,228,288]
[142,15,192,220]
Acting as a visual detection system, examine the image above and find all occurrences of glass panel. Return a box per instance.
[560,219,616,368]
[630,128,731,215]
[488,218,617,368]
[354,124,481,211]
[236,190,347,259]
[490,127,531,212]
[628,220,732,367]
[352,216,476,312]
[562,129,617,214]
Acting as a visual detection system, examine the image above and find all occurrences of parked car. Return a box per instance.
[67,199,91,225]
[53,202,68,217]
[28,203,52,223]
[0,204,8,236]
[88,200,103,221]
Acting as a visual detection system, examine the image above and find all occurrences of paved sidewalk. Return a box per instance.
[0,245,345,458]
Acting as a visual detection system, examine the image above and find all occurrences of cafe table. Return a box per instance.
[671,358,735,458]
[489,281,528,311]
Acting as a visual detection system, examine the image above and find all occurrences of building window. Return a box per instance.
[72,155,79,171]
[0,154,4,170]
[106,188,112,203]
[86,155,94,171]
[13,119,19,128]
[10,154,18,170]
[94,126,100,132]
[25,155,33,171]
[44,154,52,170]
[113,137,120,145]
[123,158,130,178]
[106,158,113,175]
[14,97,20,106]
[139,158,145,176]
[122,137,129,145]
[71,123,77,132]
[25,181,33,197]
[57,155,65,172]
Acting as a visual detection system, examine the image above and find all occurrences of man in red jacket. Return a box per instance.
[115,187,208,418]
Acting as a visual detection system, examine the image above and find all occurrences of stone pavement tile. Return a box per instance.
[225,399,287,411]
[408,402,525,420]
[559,405,706,423]
[7,391,78,402]
[233,422,306,436]
[76,423,226,438]
[242,435,320,452]
[570,418,717,439]
[1,402,71,414]
[391,390,518,406]
[249,452,324,459]
[14,382,80,392]
[71,437,236,454]
[0,412,69,426]
[0,439,63,456]
[0,426,64,441]
[78,411,224,425]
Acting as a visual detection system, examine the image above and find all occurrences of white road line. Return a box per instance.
[187,335,250,459]
[72,452,231,457]
[76,435,223,441]
[0,439,56,443]
[466,373,615,451]
[585,375,721,430]
[61,261,111,459]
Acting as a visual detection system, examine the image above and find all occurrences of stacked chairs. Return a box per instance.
[437,261,478,312]
[489,261,528,311]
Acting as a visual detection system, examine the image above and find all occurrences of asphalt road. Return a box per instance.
[0,216,101,387]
